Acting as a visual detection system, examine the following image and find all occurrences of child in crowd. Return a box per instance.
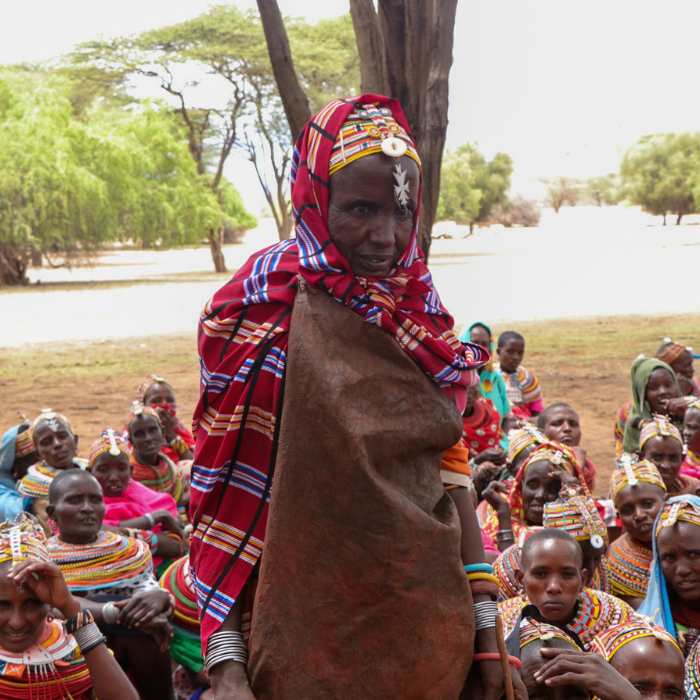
[0,423,37,521]
[656,338,698,397]
[18,410,86,534]
[683,399,700,479]
[496,331,543,420]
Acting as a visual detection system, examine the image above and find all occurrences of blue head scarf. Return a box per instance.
[0,426,32,521]
[638,494,700,634]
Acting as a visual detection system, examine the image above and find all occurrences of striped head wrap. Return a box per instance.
[137,374,170,403]
[596,620,681,662]
[507,425,547,465]
[656,497,700,535]
[610,454,666,502]
[656,338,693,365]
[46,530,153,592]
[543,485,607,548]
[28,409,73,443]
[124,403,161,433]
[518,616,579,650]
[14,429,35,458]
[160,556,199,634]
[329,104,420,177]
[639,415,683,449]
[0,514,50,566]
[88,427,132,466]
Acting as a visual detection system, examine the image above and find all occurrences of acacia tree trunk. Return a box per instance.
[208,227,227,273]
[256,0,311,142]
[349,0,388,94]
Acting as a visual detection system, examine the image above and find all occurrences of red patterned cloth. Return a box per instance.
[189,95,488,651]
[462,398,502,456]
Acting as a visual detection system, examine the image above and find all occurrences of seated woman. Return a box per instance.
[595,621,685,700]
[656,337,698,397]
[499,528,635,651]
[0,423,37,521]
[639,495,700,656]
[160,557,209,698]
[497,425,548,487]
[638,415,699,495]
[494,485,609,600]
[495,330,543,420]
[605,455,666,609]
[45,468,176,700]
[683,399,700,479]
[477,440,585,552]
[515,617,642,700]
[0,515,139,700]
[18,410,85,534]
[137,375,194,463]
[124,405,185,504]
[459,322,512,448]
[615,356,687,457]
[538,402,597,493]
[88,428,184,573]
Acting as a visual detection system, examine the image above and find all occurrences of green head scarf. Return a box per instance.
[622,356,681,453]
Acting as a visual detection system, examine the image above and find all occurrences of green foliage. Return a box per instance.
[620,132,700,224]
[437,144,513,228]
[0,66,253,285]
[583,174,620,206]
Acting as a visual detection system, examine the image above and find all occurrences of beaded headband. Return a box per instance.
[521,440,579,476]
[507,425,547,464]
[328,104,421,177]
[124,403,161,433]
[656,498,700,535]
[519,617,579,650]
[543,485,607,549]
[639,415,683,449]
[656,338,693,365]
[596,620,681,662]
[0,514,50,567]
[137,374,170,403]
[610,454,666,501]
[28,409,73,443]
[88,427,132,466]
[14,429,35,458]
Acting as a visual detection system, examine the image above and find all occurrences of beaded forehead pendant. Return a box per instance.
[106,428,121,457]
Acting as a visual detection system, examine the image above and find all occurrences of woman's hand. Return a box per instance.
[7,559,80,617]
[210,661,257,700]
[481,480,510,515]
[134,614,173,652]
[475,659,528,700]
[535,647,642,700]
[154,510,185,539]
[474,448,507,467]
[155,408,178,443]
[472,462,501,496]
[665,397,688,418]
[115,588,170,628]
[548,463,580,489]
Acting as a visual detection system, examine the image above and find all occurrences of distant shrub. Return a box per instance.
[488,195,541,227]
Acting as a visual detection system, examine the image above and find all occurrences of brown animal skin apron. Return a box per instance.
[248,283,474,700]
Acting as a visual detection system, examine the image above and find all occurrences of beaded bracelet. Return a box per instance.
[464,563,494,575]
[472,652,522,671]
[170,436,188,457]
[65,610,94,634]
[467,572,499,586]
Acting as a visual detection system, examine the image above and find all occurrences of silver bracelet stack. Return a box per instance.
[145,512,156,528]
[102,601,120,625]
[474,600,498,631]
[205,630,249,675]
[72,622,107,655]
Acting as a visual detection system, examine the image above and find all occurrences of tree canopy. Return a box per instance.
[0,66,253,285]
[620,132,700,225]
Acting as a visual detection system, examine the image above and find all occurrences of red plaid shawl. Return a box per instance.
[190,94,488,650]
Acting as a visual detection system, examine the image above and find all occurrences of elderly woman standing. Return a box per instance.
[190,96,521,700]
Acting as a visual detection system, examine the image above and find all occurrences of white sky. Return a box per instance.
[2,0,699,207]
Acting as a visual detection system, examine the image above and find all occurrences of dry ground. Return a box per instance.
[2,313,699,498]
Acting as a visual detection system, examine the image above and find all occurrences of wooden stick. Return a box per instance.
[495,615,515,700]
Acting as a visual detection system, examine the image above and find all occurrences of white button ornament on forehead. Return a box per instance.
[381,137,407,157]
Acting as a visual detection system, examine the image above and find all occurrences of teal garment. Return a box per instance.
[0,426,33,521]
[459,322,511,450]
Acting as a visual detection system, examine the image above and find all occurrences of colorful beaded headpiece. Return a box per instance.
[14,428,35,458]
[328,103,421,177]
[124,403,161,433]
[519,616,579,650]
[656,338,693,365]
[639,415,683,450]
[656,498,700,535]
[137,374,170,403]
[521,440,579,477]
[596,620,681,662]
[543,485,607,549]
[0,514,50,567]
[28,409,73,444]
[610,454,666,502]
[507,424,547,464]
[88,427,132,466]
